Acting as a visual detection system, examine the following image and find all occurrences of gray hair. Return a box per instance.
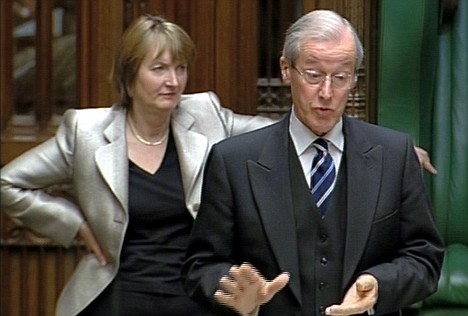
[282,10,364,70]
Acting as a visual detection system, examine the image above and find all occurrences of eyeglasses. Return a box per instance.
[292,66,356,90]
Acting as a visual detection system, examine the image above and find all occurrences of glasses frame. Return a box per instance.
[292,65,357,90]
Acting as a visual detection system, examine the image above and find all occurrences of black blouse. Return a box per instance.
[116,131,193,296]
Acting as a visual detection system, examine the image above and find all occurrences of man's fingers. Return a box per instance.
[262,272,290,299]
[219,276,241,295]
[356,275,376,292]
[214,289,235,306]
[228,264,260,291]
[325,275,377,315]
[238,263,261,283]
[326,303,365,315]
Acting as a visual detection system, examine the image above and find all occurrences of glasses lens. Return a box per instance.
[298,67,354,89]
[304,71,324,85]
[331,74,351,89]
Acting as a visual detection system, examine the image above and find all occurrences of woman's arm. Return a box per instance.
[1,113,84,246]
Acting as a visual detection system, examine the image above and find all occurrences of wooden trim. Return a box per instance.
[0,0,13,132]
[78,0,123,108]
[77,0,92,107]
[88,0,123,107]
[36,0,54,126]
[237,0,259,114]
[185,0,216,94]
[215,1,237,111]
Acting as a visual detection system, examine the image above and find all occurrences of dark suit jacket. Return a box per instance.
[183,115,444,316]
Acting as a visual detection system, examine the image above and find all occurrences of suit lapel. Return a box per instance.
[95,106,129,222]
[342,118,383,287]
[247,117,301,305]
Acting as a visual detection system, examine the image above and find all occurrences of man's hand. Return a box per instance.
[415,147,437,175]
[78,222,107,266]
[214,263,290,315]
[325,274,378,315]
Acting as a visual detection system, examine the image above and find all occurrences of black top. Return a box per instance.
[116,131,193,296]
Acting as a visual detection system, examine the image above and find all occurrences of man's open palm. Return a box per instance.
[214,263,290,314]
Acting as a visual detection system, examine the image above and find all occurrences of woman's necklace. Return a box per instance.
[127,115,169,146]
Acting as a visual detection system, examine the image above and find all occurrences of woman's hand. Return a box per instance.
[415,147,437,175]
[78,222,107,266]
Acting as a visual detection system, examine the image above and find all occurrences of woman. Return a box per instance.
[0,15,272,316]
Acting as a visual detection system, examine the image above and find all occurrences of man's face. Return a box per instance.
[280,30,357,136]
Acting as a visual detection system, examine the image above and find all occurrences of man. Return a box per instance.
[183,10,444,316]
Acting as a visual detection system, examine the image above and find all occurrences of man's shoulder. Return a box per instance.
[345,116,408,140]
[221,117,284,143]
[209,118,285,161]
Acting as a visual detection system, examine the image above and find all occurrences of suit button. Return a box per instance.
[319,305,326,315]
[320,234,328,242]
[320,257,328,265]
[319,282,326,290]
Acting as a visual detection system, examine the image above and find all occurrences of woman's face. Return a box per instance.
[131,47,188,112]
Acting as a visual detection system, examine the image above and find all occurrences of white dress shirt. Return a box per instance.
[289,107,344,188]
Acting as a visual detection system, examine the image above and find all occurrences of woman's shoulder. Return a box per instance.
[179,91,221,110]
[62,104,124,126]
[64,104,121,118]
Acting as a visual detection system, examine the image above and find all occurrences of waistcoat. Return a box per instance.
[288,143,347,316]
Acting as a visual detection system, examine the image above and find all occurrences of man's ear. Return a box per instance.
[279,56,291,84]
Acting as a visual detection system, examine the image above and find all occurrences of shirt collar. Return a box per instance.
[289,106,344,155]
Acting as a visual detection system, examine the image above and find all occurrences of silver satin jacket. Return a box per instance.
[0,91,274,316]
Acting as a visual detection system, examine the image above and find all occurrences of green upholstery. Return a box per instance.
[379,1,468,315]
[417,308,468,316]
[421,244,468,313]
[410,212,468,316]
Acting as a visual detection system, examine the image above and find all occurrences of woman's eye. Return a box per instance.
[152,65,165,72]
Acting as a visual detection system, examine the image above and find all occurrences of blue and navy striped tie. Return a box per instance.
[310,138,336,217]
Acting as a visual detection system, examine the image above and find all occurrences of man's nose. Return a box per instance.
[318,76,333,99]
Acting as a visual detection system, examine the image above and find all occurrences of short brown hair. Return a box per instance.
[112,15,196,108]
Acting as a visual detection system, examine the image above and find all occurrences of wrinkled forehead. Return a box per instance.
[298,30,357,67]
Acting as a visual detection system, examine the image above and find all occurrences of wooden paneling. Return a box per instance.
[214,0,260,113]
[36,0,54,126]
[1,214,86,316]
[1,2,377,315]
[81,0,123,107]
[1,0,123,167]
[303,0,379,122]
[126,0,260,114]
[0,0,14,132]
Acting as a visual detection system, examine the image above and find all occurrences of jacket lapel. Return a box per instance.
[247,117,302,305]
[95,106,129,222]
[342,117,383,287]
[171,109,209,217]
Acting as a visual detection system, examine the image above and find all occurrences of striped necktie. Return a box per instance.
[310,138,336,216]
